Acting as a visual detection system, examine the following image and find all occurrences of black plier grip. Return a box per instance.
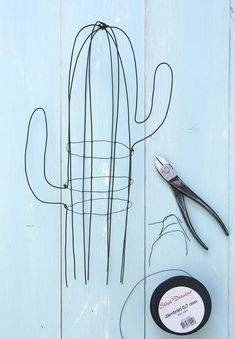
[170,176,228,249]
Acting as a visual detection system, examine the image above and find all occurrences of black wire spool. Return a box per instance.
[150,276,212,335]
[25,21,173,286]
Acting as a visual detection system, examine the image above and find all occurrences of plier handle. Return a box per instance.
[155,156,229,250]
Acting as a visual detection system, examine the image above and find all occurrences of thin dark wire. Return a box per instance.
[67,25,100,186]
[110,26,173,147]
[65,176,133,193]
[150,214,190,242]
[104,27,133,284]
[64,207,68,288]
[25,107,70,285]
[24,107,67,206]
[68,140,131,160]
[68,24,100,99]
[66,27,97,283]
[110,25,138,125]
[66,23,173,283]
[110,27,173,283]
[148,214,190,266]
[66,22,102,283]
[67,30,101,279]
[70,24,134,284]
[105,28,116,285]
[81,24,92,284]
[120,156,132,284]
[131,62,173,149]
[86,23,98,282]
[66,197,132,216]
[105,25,125,285]
[149,230,188,267]
[26,22,174,286]
[71,23,173,284]
[119,269,193,339]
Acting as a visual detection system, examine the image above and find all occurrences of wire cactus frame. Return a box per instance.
[25,21,173,286]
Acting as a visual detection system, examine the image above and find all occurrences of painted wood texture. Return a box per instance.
[0,1,233,338]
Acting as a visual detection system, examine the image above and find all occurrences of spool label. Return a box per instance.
[158,286,205,334]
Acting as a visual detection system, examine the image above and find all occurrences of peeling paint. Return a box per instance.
[80,303,89,317]
[80,296,110,320]
[92,302,100,316]
[231,5,235,22]
[188,126,199,131]
[223,127,229,141]
[104,326,109,339]
[101,163,110,185]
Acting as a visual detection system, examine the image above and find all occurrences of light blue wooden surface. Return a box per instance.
[229,0,235,336]
[0,0,233,338]
[0,1,62,338]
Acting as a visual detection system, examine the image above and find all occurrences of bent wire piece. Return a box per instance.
[155,156,229,250]
[25,22,173,286]
[148,214,190,266]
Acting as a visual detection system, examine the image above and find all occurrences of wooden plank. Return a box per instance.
[0,1,61,338]
[145,1,230,338]
[60,1,146,338]
[229,0,235,337]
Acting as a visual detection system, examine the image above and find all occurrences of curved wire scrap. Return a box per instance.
[25,21,174,286]
[148,214,190,266]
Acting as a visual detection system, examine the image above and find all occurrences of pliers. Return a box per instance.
[155,156,229,250]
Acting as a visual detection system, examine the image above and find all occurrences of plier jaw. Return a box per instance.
[155,156,177,181]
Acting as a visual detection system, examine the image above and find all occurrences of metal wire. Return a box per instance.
[25,21,173,286]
